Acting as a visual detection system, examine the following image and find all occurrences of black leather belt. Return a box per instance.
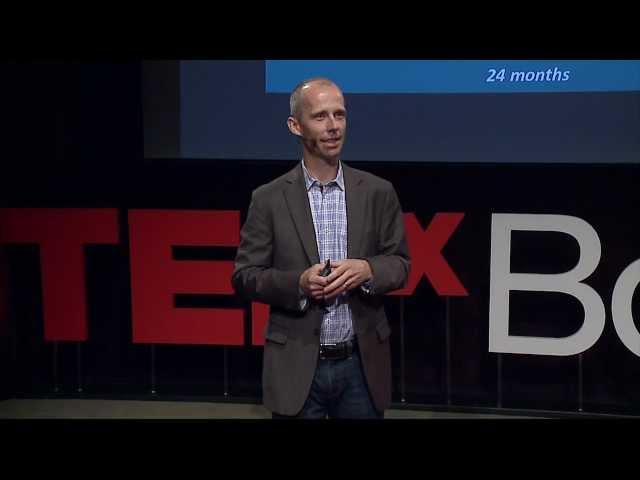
[319,339,357,360]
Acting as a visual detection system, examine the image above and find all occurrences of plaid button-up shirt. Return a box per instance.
[302,160,353,344]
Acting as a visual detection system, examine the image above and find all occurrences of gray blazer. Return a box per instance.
[232,162,410,415]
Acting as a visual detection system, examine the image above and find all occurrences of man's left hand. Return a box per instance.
[323,259,372,301]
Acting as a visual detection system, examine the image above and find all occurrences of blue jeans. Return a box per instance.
[272,346,383,419]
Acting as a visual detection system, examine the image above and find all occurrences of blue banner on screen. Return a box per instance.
[177,61,640,163]
[265,61,640,94]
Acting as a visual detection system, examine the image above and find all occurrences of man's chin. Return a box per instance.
[320,148,342,163]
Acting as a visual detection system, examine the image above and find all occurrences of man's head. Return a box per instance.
[287,78,346,164]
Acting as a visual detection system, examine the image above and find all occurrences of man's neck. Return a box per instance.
[303,156,339,184]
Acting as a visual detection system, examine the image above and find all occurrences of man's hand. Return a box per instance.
[299,263,329,301]
[323,259,373,301]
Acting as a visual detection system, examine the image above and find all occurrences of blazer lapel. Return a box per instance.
[344,163,366,259]
[283,164,320,266]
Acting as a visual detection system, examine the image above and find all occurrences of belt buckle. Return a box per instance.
[319,341,353,360]
[320,343,336,359]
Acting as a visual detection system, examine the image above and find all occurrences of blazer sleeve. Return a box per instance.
[363,184,411,295]
[231,190,306,312]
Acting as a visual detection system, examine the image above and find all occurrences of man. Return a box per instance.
[232,78,410,418]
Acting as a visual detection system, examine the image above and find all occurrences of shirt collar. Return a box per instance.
[301,159,345,192]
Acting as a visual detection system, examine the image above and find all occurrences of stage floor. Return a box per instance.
[0,398,537,419]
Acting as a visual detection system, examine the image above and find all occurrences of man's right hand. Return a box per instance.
[299,263,329,301]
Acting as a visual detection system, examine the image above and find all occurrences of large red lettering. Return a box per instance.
[128,210,243,345]
[0,208,119,341]
[1,208,469,346]
[251,302,269,346]
[391,212,468,296]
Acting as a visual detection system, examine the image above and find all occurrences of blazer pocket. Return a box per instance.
[376,321,392,343]
[265,330,288,345]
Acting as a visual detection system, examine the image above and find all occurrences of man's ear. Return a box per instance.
[287,116,302,137]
